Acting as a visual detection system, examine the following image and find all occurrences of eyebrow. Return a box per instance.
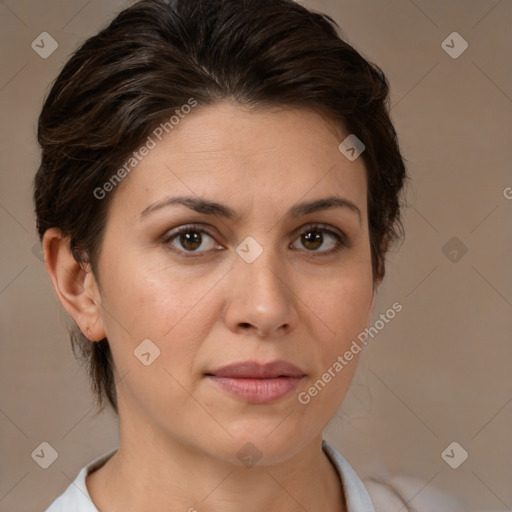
[139,195,361,223]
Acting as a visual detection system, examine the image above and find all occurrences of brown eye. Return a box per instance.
[163,225,220,255]
[179,231,202,251]
[291,224,347,255]
[301,230,324,251]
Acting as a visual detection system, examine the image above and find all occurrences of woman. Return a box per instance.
[34,0,460,510]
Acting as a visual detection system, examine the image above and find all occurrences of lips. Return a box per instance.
[206,360,305,379]
[205,360,305,404]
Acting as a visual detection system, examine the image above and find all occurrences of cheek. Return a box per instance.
[99,258,224,413]
[302,260,374,340]
[103,250,220,329]
[98,252,228,375]
[295,274,372,421]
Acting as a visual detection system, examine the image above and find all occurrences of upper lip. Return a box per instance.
[206,360,305,379]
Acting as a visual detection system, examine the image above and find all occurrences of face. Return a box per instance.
[90,102,376,466]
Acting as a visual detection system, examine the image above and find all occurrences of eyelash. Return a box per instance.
[162,223,349,259]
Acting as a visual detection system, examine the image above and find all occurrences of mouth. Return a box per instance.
[205,360,306,404]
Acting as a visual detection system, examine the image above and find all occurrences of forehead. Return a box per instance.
[107,102,368,222]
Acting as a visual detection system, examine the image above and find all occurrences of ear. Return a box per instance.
[372,233,390,295]
[366,282,378,328]
[42,227,106,342]
[367,234,389,321]
[368,259,384,323]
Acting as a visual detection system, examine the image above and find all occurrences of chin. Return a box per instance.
[204,419,314,468]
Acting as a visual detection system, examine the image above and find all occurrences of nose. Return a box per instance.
[223,244,299,338]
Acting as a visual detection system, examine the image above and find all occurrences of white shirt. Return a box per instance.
[44,440,376,511]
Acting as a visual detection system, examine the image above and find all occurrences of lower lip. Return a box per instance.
[206,376,303,403]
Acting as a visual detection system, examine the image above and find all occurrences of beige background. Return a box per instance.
[1,0,511,510]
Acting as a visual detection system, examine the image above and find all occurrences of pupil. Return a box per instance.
[181,232,201,250]
[303,231,322,250]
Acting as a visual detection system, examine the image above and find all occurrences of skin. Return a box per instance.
[44,102,378,512]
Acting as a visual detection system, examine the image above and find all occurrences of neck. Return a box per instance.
[86,412,346,512]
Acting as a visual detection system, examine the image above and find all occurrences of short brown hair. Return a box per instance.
[33,0,407,414]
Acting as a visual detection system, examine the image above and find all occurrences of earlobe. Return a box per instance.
[42,228,106,341]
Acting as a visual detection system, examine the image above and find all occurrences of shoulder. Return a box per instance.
[44,466,96,512]
[44,449,117,512]
[323,440,465,512]
[363,476,466,512]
